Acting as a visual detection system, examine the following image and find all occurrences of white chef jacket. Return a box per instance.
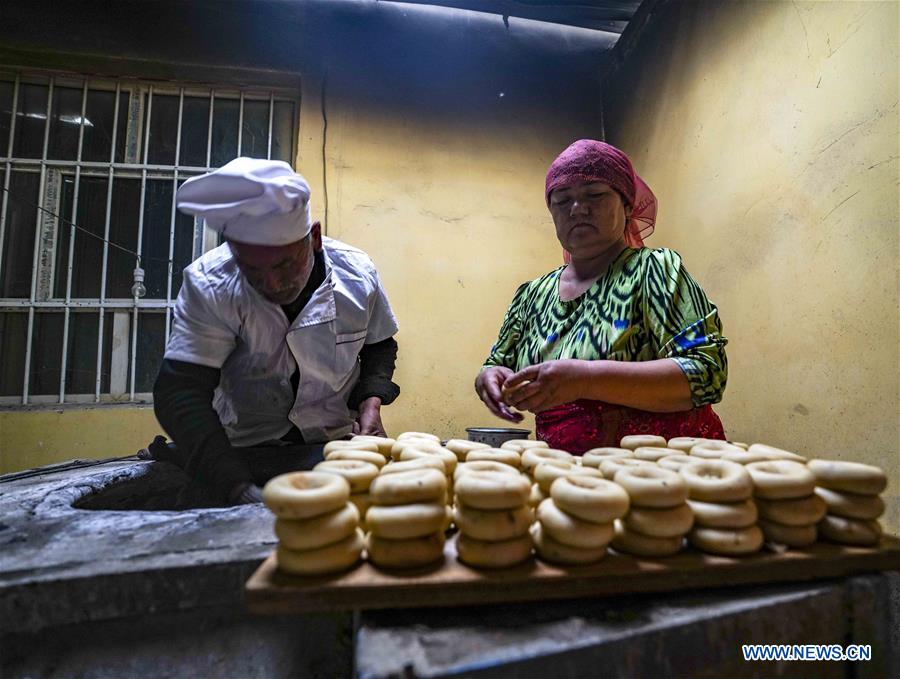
[164,237,399,446]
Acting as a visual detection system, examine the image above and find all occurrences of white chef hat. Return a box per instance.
[176,157,312,246]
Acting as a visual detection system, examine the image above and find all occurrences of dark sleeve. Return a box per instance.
[347,337,400,409]
[153,358,252,499]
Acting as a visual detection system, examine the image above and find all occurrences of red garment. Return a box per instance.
[545,139,656,248]
[535,399,726,455]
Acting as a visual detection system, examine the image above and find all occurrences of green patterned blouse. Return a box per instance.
[482,247,728,407]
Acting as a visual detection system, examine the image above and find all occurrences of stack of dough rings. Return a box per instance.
[324,439,389,517]
[611,466,691,557]
[521,447,574,507]
[454,468,534,568]
[366,467,450,569]
[263,471,364,576]
[808,459,887,547]
[680,459,763,555]
[533,475,628,565]
[745,459,823,548]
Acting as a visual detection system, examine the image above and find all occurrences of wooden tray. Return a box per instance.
[245,534,900,615]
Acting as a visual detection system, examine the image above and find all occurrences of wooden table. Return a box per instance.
[245,535,900,615]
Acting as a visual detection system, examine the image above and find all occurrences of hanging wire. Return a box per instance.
[0,184,175,265]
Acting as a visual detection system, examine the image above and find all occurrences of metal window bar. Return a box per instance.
[267,92,274,160]
[22,77,54,404]
[130,85,153,401]
[237,91,244,156]
[165,87,185,343]
[0,75,21,290]
[58,79,90,402]
[94,82,122,401]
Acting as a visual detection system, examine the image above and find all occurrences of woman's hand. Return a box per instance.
[475,366,524,422]
[502,359,588,413]
[353,396,387,436]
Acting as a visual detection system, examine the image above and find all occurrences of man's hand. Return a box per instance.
[353,396,387,436]
[475,366,524,423]
[502,359,587,414]
[228,482,263,505]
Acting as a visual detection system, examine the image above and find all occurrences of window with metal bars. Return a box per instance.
[0,71,299,406]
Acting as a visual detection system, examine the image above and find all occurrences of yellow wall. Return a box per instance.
[604,1,899,532]
[0,406,161,474]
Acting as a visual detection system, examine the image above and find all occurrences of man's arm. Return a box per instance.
[153,358,254,503]
[347,337,400,409]
[347,337,399,436]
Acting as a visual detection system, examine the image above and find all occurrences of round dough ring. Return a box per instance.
[657,454,695,472]
[326,448,387,469]
[666,437,709,453]
[536,498,614,549]
[688,525,764,556]
[367,531,446,569]
[534,461,604,494]
[807,459,887,496]
[622,503,694,538]
[398,446,458,475]
[500,439,548,453]
[380,457,446,476]
[634,446,680,462]
[366,502,449,539]
[276,528,364,575]
[454,460,522,482]
[323,439,380,456]
[274,503,360,551]
[348,436,395,458]
[619,434,667,450]
[456,532,533,569]
[466,448,522,469]
[755,494,827,526]
[349,492,371,519]
[613,466,689,508]
[263,471,351,519]
[598,457,655,479]
[444,438,491,461]
[680,459,753,502]
[531,522,608,566]
[397,431,441,443]
[814,487,885,520]
[687,498,758,529]
[581,448,634,469]
[746,460,817,500]
[689,440,744,459]
[369,468,447,506]
[611,521,683,557]
[550,475,630,523]
[521,447,575,474]
[313,459,380,493]
[454,470,531,510]
[758,519,817,548]
[454,503,532,541]
[817,515,882,546]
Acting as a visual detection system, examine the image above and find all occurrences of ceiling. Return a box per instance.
[380,1,645,35]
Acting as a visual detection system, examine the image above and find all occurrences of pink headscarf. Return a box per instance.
[545,139,657,248]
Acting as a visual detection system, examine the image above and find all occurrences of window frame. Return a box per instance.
[0,70,300,407]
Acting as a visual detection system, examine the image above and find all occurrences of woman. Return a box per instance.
[475,140,727,453]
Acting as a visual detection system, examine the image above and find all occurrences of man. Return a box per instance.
[152,158,399,505]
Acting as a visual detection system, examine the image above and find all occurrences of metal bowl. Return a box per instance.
[465,427,533,447]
